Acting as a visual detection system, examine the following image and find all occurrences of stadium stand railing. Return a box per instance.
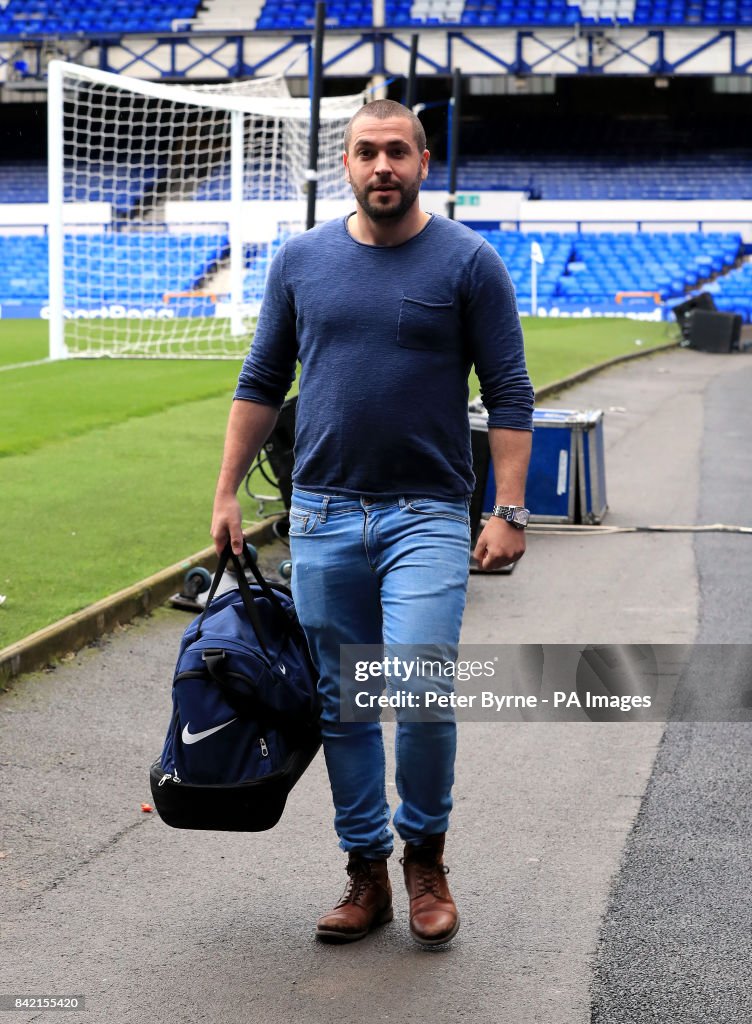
[699,261,752,322]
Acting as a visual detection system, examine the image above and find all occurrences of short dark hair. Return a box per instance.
[344,99,427,154]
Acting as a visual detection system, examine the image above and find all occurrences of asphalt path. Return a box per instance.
[2,346,751,1024]
[591,352,752,1024]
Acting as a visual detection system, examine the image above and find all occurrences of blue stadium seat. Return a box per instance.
[427,153,752,200]
[257,0,374,28]
[469,229,744,318]
[0,0,201,35]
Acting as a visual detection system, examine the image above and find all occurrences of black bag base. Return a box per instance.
[149,732,321,832]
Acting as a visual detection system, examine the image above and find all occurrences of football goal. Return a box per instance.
[47,60,365,359]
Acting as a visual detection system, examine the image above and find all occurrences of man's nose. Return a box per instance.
[374,152,392,175]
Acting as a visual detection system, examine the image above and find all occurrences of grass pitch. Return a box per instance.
[1,316,675,649]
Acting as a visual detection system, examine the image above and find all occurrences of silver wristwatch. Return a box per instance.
[491,505,530,529]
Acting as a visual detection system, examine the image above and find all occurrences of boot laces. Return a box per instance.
[400,855,450,898]
[340,859,374,907]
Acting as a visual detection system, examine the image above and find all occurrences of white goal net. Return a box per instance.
[47,61,366,359]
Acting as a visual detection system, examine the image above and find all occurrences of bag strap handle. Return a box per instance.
[239,541,290,617]
[197,541,290,655]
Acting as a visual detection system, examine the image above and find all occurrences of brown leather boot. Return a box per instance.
[401,834,460,946]
[315,852,393,943]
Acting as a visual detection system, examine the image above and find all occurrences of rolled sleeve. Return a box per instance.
[465,241,534,431]
[234,244,298,408]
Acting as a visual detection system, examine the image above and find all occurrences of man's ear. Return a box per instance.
[343,151,350,182]
[420,149,430,180]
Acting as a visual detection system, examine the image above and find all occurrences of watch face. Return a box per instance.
[513,508,530,527]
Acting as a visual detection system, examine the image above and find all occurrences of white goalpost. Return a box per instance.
[47,61,365,360]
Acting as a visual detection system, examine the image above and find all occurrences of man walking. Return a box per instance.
[211,99,534,946]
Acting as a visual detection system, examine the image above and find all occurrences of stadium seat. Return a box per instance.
[0,227,744,320]
[0,0,202,35]
[427,153,752,200]
[472,229,744,317]
[256,0,373,28]
[0,232,227,311]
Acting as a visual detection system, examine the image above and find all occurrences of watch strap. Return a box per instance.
[491,505,530,528]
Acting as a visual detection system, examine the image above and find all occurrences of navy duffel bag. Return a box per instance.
[150,541,320,831]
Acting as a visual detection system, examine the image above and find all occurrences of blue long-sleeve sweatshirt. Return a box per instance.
[235,213,534,500]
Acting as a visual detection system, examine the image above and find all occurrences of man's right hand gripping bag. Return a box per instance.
[149,542,321,831]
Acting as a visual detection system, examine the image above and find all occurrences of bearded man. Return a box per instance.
[211,99,534,946]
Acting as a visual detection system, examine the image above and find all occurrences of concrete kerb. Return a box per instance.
[0,339,681,686]
[533,339,679,401]
[0,519,279,687]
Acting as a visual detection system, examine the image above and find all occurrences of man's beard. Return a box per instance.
[351,170,423,222]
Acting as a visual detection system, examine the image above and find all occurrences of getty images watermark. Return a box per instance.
[338,644,752,723]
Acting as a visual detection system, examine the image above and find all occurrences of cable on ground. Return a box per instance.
[526,523,752,536]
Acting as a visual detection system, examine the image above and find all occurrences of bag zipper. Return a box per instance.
[153,734,319,791]
[259,738,269,758]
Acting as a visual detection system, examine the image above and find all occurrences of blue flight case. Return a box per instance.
[469,406,608,526]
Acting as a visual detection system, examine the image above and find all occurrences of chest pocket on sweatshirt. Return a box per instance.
[397,296,456,351]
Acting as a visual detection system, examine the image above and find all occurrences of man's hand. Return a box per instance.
[211,491,244,557]
[210,400,280,557]
[472,516,526,571]
[474,426,532,570]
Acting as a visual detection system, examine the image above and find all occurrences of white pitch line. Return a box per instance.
[0,358,52,373]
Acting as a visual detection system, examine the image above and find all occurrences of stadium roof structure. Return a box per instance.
[0,20,752,83]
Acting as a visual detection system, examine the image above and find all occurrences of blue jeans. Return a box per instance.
[289,487,471,859]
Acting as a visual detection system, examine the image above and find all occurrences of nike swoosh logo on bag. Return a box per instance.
[182,719,237,744]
